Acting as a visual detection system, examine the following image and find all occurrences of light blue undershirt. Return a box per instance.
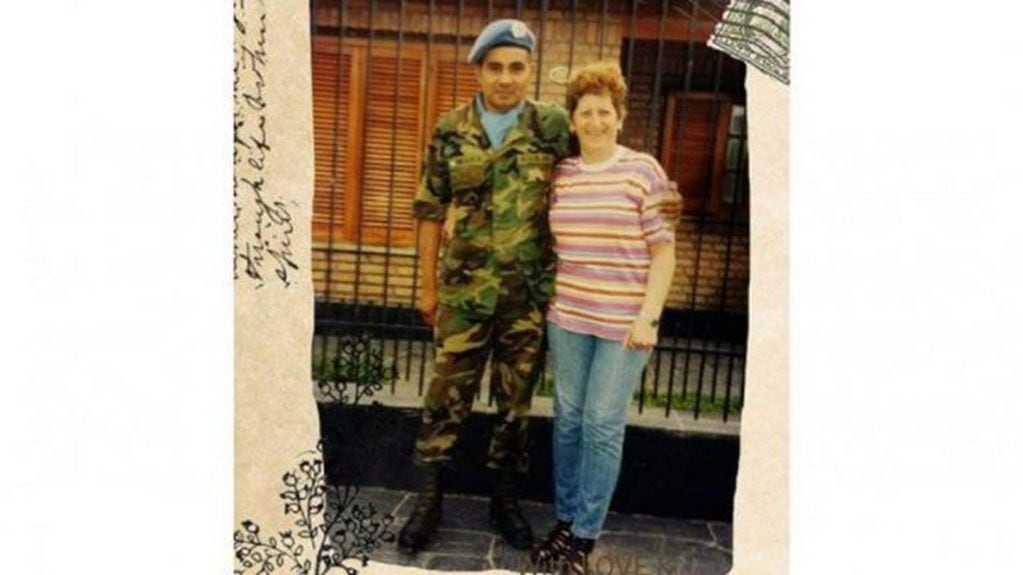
[475,93,525,150]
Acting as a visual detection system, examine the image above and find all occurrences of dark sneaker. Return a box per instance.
[560,535,595,575]
[530,519,573,569]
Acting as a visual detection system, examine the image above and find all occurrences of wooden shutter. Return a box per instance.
[311,38,426,247]
[360,50,426,246]
[311,44,357,242]
[660,93,731,214]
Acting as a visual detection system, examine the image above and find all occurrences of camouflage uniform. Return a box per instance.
[412,98,571,473]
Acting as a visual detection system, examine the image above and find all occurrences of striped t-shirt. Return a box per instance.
[546,145,676,341]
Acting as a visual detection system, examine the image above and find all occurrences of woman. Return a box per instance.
[532,62,678,573]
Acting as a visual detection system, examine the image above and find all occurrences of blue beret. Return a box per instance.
[467,19,536,64]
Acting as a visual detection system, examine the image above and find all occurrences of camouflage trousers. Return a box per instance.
[414,274,544,474]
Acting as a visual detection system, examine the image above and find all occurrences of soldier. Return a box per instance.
[397,19,571,554]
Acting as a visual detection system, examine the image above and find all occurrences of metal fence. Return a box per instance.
[309,0,749,423]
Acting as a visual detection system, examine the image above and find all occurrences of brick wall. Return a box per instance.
[314,243,419,306]
[671,219,749,313]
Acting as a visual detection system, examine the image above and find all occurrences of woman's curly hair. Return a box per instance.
[565,61,628,120]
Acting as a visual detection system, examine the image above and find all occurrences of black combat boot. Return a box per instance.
[489,469,533,550]
[397,464,444,554]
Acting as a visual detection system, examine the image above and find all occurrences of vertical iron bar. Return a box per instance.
[652,342,663,403]
[309,0,320,381]
[400,302,412,381]
[680,353,692,409]
[597,0,608,60]
[726,351,746,424]
[707,337,724,409]
[534,0,547,100]
[720,130,749,420]
[418,326,428,396]
[352,0,377,317]
[331,332,342,389]
[722,348,735,422]
[665,314,680,416]
[712,339,720,403]
[391,331,399,395]
[516,0,524,21]
[737,351,746,417]
[710,132,741,406]
[382,0,406,313]
[486,0,493,22]
[624,0,637,90]
[567,0,577,76]
[312,332,321,382]
[692,0,728,422]
[309,0,316,78]
[638,366,647,414]
[413,0,437,398]
[641,0,669,154]
[691,323,709,419]
[427,336,437,398]
[674,0,709,420]
[405,267,417,381]
[323,0,346,306]
[641,0,670,411]
[699,50,730,418]
[699,50,727,392]
[319,0,349,373]
[404,278,418,380]
[454,0,463,106]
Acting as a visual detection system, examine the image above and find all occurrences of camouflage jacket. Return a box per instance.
[413,98,571,315]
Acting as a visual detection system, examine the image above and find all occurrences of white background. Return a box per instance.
[1,1,1022,573]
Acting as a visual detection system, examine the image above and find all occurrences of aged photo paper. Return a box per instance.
[234,0,788,573]
[234,0,318,546]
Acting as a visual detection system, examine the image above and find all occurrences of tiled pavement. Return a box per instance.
[356,487,732,574]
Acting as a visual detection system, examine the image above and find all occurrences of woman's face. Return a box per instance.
[571,92,621,151]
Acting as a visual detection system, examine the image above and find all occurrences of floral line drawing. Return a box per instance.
[234,443,396,575]
[236,332,399,575]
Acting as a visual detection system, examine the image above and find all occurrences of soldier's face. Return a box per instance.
[571,92,622,152]
[476,46,532,113]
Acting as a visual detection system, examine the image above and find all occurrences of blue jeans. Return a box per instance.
[547,322,652,539]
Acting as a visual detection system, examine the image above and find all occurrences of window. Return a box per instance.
[659,92,748,218]
[721,105,748,212]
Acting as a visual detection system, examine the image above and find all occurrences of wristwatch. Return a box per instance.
[640,315,660,328]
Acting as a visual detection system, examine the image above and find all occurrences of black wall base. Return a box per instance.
[318,403,738,522]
